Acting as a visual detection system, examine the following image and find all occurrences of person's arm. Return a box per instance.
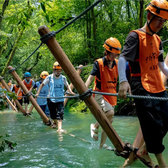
[118,56,128,83]
[159,61,168,76]
[118,31,139,99]
[160,53,168,86]
[118,56,131,99]
[85,75,94,88]
[63,77,75,95]
[66,83,75,95]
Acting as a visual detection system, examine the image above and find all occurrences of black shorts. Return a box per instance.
[18,99,23,106]
[47,99,64,120]
[23,95,29,104]
[132,81,168,154]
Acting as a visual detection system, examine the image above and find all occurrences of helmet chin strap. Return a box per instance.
[147,15,156,35]
[55,73,60,77]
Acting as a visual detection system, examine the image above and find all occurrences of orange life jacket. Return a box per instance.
[131,30,165,93]
[93,58,118,106]
[13,85,22,100]
[23,79,33,91]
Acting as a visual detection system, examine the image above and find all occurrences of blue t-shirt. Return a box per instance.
[35,81,49,105]
[43,74,68,103]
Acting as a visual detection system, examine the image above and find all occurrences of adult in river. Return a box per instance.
[118,0,168,167]
[85,37,121,149]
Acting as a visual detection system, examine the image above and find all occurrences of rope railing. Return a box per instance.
[12,90,168,101]
[48,0,103,36]
[15,43,43,70]
[92,91,168,101]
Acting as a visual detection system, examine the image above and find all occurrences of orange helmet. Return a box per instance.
[146,0,168,20]
[40,71,49,79]
[103,37,121,54]
[8,82,12,86]
[53,61,62,70]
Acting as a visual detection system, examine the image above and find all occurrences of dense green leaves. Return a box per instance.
[0,0,167,80]
[0,134,17,152]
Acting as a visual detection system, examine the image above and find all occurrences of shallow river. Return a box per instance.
[0,109,168,168]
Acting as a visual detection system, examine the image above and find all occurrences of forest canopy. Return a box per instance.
[0,0,168,81]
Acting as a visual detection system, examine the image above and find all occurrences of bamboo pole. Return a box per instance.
[64,65,83,106]
[38,25,125,152]
[4,94,18,112]
[7,67,50,125]
[0,77,27,115]
[123,127,144,166]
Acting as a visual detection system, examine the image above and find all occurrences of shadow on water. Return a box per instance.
[0,109,168,168]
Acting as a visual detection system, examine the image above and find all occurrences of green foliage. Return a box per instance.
[0,0,168,114]
[0,89,17,110]
[68,100,89,113]
[0,96,6,110]
[0,0,167,80]
[0,134,17,153]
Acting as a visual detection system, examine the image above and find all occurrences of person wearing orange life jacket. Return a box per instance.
[85,37,121,149]
[22,72,35,112]
[118,0,168,167]
[12,83,23,106]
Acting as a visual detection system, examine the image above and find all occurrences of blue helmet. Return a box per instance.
[24,72,31,78]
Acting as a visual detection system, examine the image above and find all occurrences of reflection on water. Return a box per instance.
[0,109,168,168]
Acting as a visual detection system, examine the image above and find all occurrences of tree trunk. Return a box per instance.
[139,0,144,27]
[126,0,130,19]
[1,29,24,76]
[85,0,92,62]
[0,0,10,53]
[91,7,97,57]
[1,0,33,76]
[0,0,10,29]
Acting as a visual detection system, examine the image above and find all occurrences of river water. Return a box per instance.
[0,109,168,168]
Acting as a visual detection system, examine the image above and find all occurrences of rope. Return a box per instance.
[53,0,103,35]
[92,91,168,101]
[162,39,168,44]
[14,90,168,101]
[31,93,79,99]
[15,43,43,70]
[75,64,93,69]
[40,0,103,44]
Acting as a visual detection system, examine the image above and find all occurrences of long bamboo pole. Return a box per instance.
[123,127,144,166]
[7,67,50,125]
[4,94,18,112]
[0,77,27,115]
[64,65,83,106]
[38,25,125,152]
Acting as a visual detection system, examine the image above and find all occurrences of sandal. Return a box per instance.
[51,123,57,129]
[134,148,154,168]
[90,123,98,141]
[103,144,114,151]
